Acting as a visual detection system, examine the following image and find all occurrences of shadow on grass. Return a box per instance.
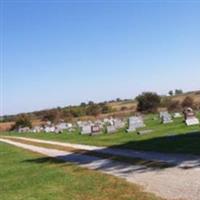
[113,131,200,155]
[23,153,173,174]
[22,131,200,174]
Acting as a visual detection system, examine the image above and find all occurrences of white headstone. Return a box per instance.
[161,112,173,124]
[107,125,117,134]
[173,113,182,118]
[32,126,43,133]
[56,123,68,130]
[91,125,101,133]
[81,125,92,135]
[160,112,168,119]
[129,116,145,129]
[183,107,200,126]
[113,119,125,129]
[185,118,200,126]
[137,129,152,135]
[126,116,145,132]
[18,127,30,133]
[44,126,55,133]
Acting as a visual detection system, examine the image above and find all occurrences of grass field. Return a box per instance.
[0,142,162,200]
[1,113,200,155]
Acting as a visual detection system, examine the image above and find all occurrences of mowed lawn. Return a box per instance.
[1,113,200,155]
[0,143,162,200]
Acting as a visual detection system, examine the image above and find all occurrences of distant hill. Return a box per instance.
[107,90,200,112]
[170,90,200,102]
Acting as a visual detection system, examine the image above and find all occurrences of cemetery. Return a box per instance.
[13,108,200,136]
[2,108,200,155]
[13,107,200,137]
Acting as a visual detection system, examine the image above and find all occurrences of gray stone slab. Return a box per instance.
[107,126,117,134]
[185,118,200,126]
[137,130,153,135]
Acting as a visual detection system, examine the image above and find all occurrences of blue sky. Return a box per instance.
[1,1,200,115]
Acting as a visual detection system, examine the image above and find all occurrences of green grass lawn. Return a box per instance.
[0,142,162,200]
[1,113,200,155]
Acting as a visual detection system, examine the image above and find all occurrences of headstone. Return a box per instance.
[183,107,200,126]
[160,112,168,119]
[173,112,182,118]
[113,119,125,129]
[91,125,101,133]
[81,125,92,135]
[18,127,30,133]
[137,129,152,135]
[106,125,117,134]
[186,118,200,126]
[32,126,43,133]
[161,112,173,124]
[129,116,145,129]
[66,123,73,128]
[55,128,63,134]
[127,116,145,132]
[90,125,101,136]
[103,118,114,126]
[56,123,68,130]
[46,121,51,125]
[44,126,50,133]
[44,126,56,133]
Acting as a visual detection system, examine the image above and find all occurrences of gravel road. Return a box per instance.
[6,136,200,168]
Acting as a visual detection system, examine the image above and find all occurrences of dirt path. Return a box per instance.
[1,138,200,200]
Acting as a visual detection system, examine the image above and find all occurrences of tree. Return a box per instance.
[116,98,121,102]
[80,102,86,107]
[136,92,161,113]
[69,107,86,117]
[168,90,173,96]
[88,101,94,105]
[182,96,194,108]
[101,104,112,114]
[86,104,101,116]
[175,89,183,95]
[42,109,61,123]
[13,114,32,129]
[62,110,73,121]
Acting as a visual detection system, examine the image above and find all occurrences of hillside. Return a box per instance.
[107,90,200,112]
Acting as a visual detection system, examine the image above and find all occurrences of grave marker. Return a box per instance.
[107,125,117,134]
[183,107,200,126]
[127,116,145,132]
[160,112,173,124]
[81,125,92,135]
